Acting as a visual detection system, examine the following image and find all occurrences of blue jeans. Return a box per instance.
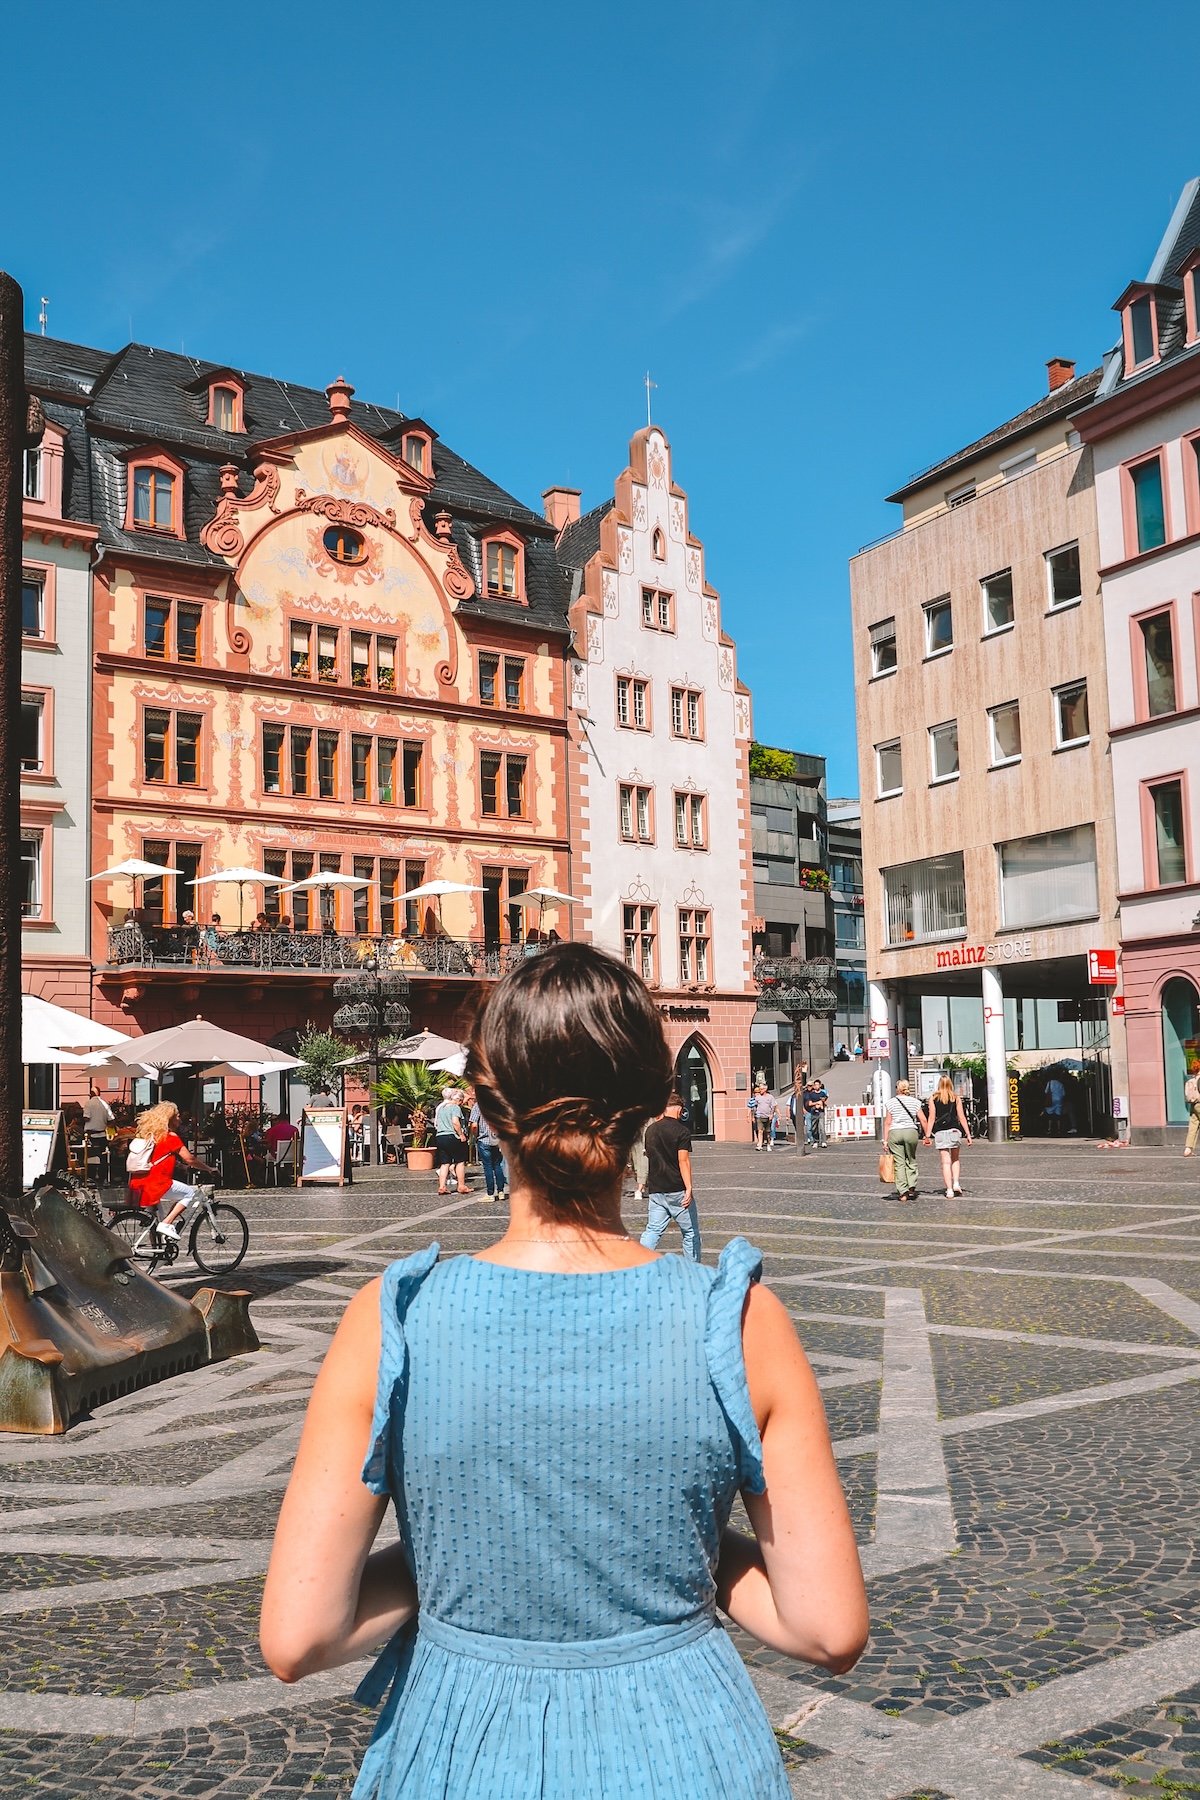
[640,1192,702,1262]
[479,1142,507,1195]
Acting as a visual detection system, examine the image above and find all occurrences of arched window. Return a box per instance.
[1162,977,1200,1124]
[675,1039,712,1138]
[652,526,665,561]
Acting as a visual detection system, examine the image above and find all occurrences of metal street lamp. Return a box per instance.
[333,956,410,1167]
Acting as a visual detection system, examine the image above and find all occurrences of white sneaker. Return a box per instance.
[157,1220,179,1240]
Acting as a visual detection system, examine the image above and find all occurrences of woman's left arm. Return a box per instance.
[260,1279,417,1682]
[958,1098,973,1143]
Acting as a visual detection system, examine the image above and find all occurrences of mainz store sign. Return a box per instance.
[933,938,1036,971]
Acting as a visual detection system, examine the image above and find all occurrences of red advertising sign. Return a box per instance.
[1088,949,1118,985]
[1110,994,1126,1017]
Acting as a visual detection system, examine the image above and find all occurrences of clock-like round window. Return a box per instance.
[324,524,366,564]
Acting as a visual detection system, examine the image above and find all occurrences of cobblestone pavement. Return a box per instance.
[3,1138,1200,1796]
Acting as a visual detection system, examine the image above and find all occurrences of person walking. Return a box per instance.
[1184,1067,1200,1156]
[883,1080,922,1202]
[640,1091,701,1262]
[469,1093,507,1201]
[1044,1074,1067,1137]
[921,1075,972,1198]
[629,1121,649,1203]
[749,1082,776,1151]
[261,943,867,1800]
[434,1087,471,1196]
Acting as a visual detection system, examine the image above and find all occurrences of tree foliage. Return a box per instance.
[294,1025,355,1098]
[371,1060,447,1147]
[749,742,797,780]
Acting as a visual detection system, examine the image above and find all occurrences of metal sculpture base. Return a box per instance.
[0,1187,259,1435]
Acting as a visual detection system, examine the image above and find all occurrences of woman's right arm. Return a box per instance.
[261,1279,417,1681]
[716,1285,868,1671]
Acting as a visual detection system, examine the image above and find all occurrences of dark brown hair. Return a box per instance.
[467,943,674,1214]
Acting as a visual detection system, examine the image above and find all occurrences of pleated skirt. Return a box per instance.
[352,1612,791,1800]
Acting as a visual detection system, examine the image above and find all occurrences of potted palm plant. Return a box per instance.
[372,1060,446,1170]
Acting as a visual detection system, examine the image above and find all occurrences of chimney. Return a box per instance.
[1046,357,1076,392]
[542,486,582,532]
[325,375,355,422]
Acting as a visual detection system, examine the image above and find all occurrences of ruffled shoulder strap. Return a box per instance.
[704,1236,766,1494]
[361,1243,440,1495]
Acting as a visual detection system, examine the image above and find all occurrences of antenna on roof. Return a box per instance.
[644,370,656,426]
[38,297,48,336]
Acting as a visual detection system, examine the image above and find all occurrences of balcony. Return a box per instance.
[105,924,536,980]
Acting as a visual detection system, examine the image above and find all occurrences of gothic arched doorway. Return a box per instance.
[676,1040,713,1139]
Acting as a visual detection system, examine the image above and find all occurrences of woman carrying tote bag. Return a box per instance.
[921,1075,973,1198]
[882,1080,922,1202]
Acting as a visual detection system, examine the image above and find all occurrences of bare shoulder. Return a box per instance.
[313,1276,383,1392]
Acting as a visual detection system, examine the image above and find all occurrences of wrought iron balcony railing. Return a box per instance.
[105,924,537,979]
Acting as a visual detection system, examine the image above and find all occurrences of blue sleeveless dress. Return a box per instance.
[353,1237,790,1799]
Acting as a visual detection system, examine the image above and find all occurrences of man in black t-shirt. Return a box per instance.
[638,1092,701,1262]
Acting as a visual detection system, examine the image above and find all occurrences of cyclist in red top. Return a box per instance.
[127,1101,217,1240]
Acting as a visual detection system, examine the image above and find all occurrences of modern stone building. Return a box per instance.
[1074,177,1200,1141]
[748,746,835,1085]
[850,356,1122,1136]
[828,798,867,1048]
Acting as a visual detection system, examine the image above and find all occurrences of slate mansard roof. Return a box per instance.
[23,333,573,633]
[1093,175,1200,402]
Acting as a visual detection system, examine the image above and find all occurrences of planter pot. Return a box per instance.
[405,1147,436,1170]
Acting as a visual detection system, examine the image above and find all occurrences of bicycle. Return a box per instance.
[106,1185,249,1276]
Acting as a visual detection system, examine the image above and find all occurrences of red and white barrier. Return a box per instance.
[827,1104,883,1140]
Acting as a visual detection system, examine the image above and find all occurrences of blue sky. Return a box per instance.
[5,0,1200,792]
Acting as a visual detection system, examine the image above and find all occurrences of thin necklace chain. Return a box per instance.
[502,1233,633,1245]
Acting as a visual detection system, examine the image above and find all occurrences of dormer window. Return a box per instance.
[211,384,240,432]
[133,466,177,531]
[1117,284,1160,373]
[483,539,519,600]
[1129,295,1155,365]
[403,434,428,475]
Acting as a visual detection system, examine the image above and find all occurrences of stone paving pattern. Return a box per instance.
[1,1139,1199,1796]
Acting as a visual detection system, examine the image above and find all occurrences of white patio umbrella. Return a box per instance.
[88,858,180,912]
[511,885,579,934]
[429,1050,468,1077]
[22,994,131,1053]
[399,879,482,933]
[381,1030,466,1063]
[94,1017,301,1076]
[279,871,378,929]
[191,865,287,931]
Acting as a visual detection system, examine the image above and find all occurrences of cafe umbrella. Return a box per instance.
[191,866,288,932]
[87,858,180,912]
[395,879,482,933]
[93,1018,302,1147]
[511,885,579,936]
[279,871,379,931]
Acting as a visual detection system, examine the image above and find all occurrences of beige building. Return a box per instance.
[849,360,1125,1138]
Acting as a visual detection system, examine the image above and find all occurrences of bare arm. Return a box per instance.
[715,1284,868,1672]
[260,1278,418,1682]
[957,1098,973,1143]
[175,1144,214,1175]
[677,1147,693,1201]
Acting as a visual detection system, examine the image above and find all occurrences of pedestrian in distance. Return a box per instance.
[804,1078,828,1148]
[1044,1074,1067,1137]
[640,1090,701,1261]
[883,1080,922,1202]
[260,942,868,1799]
[434,1086,471,1196]
[748,1081,776,1151]
[629,1120,649,1202]
[921,1075,973,1198]
[1184,1066,1200,1156]
[469,1092,508,1201]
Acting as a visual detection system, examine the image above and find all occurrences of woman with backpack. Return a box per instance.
[125,1101,218,1240]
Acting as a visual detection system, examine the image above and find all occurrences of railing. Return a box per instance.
[106,924,537,978]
